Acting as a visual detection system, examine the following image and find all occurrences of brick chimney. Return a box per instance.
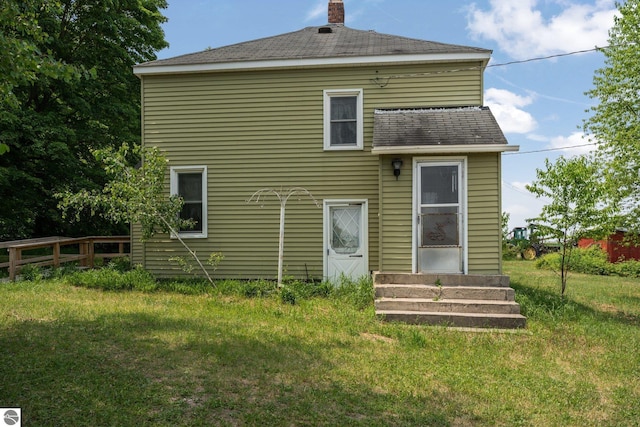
[328,0,345,24]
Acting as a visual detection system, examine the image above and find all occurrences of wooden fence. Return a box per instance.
[0,236,130,281]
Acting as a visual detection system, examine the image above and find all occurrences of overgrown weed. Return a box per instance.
[63,267,374,310]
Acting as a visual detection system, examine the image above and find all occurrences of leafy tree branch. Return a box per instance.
[57,143,216,285]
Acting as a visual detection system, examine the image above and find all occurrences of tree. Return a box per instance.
[57,144,219,284]
[501,211,510,247]
[0,1,75,109]
[584,0,640,233]
[526,156,609,297]
[0,0,168,239]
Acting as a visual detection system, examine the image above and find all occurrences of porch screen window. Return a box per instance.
[324,89,363,150]
[420,165,460,247]
[170,166,207,238]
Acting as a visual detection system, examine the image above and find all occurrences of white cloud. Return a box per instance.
[485,88,537,133]
[510,181,531,192]
[305,2,326,22]
[526,133,549,142]
[467,0,617,59]
[549,131,596,155]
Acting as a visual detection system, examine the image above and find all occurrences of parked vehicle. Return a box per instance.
[508,225,560,260]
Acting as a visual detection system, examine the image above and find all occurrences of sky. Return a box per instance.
[155,0,619,230]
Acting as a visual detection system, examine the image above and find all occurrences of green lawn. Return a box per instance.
[0,261,638,426]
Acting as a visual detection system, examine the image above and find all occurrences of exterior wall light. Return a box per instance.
[391,158,403,180]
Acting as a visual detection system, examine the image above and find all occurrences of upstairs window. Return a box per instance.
[323,89,363,150]
[170,166,207,238]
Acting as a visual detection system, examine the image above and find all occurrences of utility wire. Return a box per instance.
[503,143,597,155]
[487,46,607,69]
[373,46,608,85]
[502,180,551,202]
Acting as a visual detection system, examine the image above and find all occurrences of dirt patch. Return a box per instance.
[360,333,395,343]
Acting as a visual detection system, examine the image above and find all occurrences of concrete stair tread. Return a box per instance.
[377,309,524,318]
[376,285,510,290]
[373,272,511,287]
[376,283,511,288]
[377,310,527,328]
[375,297,517,304]
[375,285,516,302]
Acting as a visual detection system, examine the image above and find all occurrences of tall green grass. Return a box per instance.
[0,261,638,426]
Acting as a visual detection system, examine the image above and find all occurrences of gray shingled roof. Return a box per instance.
[137,25,490,68]
[373,107,508,147]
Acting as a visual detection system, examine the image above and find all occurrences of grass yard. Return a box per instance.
[0,261,639,426]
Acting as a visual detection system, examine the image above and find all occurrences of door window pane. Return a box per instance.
[331,206,360,254]
[421,165,458,204]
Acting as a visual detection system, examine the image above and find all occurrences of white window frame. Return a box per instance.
[170,166,208,239]
[323,89,364,151]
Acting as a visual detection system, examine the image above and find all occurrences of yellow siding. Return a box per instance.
[379,153,502,274]
[130,224,143,266]
[378,154,414,272]
[139,62,485,279]
[467,154,502,274]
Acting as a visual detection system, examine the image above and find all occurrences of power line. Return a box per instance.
[502,143,597,155]
[502,180,551,202]
[487,46,607,69]
[373,46,608,85]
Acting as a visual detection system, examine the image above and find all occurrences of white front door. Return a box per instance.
[324,200,368,281]
[415,161,465,273]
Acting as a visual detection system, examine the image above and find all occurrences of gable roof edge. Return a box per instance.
[133,52,491,76]
[371,144,520,155]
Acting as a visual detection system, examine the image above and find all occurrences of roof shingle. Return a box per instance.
[136,25,491,68]
[373,107,508,147]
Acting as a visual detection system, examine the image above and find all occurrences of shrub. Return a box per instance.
[280,286,297,305]
[20,264,44,281]
[502,243,522,260]
[569,246,610,275]
[50,264,79,279]
[535,246,640,278]
[106,256,132,272]
[536,247,611,275]
[240,279,278,298]
[610,259,640,278]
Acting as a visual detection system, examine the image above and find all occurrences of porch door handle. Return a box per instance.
[349,255,363,258]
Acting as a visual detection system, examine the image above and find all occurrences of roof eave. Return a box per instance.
[371,144,520,155]
[133,52,491,76]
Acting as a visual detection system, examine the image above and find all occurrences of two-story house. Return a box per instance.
[133,1,524,327]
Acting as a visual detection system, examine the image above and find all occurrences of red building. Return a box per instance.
[578,230,640,262]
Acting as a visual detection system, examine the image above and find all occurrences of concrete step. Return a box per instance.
[375,298,521,314]
[377,310,527,329]
[373,272,510,287]
[375,284,515,301]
